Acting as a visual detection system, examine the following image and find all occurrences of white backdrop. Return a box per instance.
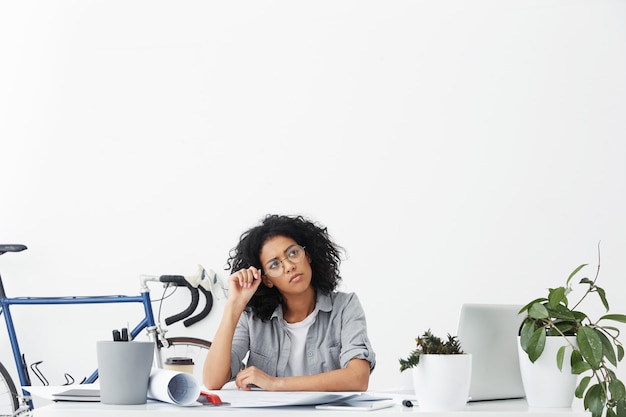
[1,0,625,393]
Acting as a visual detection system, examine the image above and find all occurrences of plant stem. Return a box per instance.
[571,242,602,312]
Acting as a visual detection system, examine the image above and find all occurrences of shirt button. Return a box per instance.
[307,351,313,357]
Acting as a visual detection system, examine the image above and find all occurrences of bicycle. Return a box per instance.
[0,243,221,416]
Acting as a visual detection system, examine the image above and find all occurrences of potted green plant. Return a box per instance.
[399,330,471,411]
[519,248,626,417]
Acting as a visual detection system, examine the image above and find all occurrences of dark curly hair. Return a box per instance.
[226,214,344,320]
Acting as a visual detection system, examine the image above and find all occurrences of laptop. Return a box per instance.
[456,303,526,402]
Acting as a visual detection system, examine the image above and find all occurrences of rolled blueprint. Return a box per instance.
[147,368,201,406]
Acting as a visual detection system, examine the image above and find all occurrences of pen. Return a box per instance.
[112,330,121,341]
[121,328,129,342]
[402,399,417,407]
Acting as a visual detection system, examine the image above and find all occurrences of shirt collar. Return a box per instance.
[270,291,333,319]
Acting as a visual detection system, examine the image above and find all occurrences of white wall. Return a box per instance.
[1,0,625,392]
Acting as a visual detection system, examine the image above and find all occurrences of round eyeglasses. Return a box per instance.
[263,245,306,278]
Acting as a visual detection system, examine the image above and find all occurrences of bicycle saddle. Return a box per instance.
[0,245,27,255]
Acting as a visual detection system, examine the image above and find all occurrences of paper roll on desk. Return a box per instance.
[147,368,201,406]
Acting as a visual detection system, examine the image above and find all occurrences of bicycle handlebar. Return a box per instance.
[145,265,217,328]
[184,286,213,327]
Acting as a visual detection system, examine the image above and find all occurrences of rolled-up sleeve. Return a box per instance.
[337,293,376,372]
[230,312,251,379]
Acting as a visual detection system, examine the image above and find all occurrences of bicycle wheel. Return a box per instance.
[0,361,18,416]
[158,337,211,385]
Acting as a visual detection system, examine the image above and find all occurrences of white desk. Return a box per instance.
[32,398,589,416]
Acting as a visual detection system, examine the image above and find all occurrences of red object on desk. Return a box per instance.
[199,391,223,405]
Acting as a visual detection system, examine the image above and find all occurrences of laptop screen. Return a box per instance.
[456,303,526,402]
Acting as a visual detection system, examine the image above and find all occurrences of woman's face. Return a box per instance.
[259,235,312,294]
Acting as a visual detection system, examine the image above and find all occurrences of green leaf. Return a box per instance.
[600,314,626,324]
[549,304,577,320]
[549,287,567,309]
[519,298,548,314]
[547,327,562,336]
[584,384,606,417]
[596,286,610,311]
[598,330,618,367]
[578,326,604,369]
[602,325,623,335]
[520,319,537,350]
[619,345,625,362]
[573,310,589,322]
[610,380,626,402]
[576,376,592,398]
[554,321,577,335]
[529,303,550,319]
[571,349,592,374]
[527,328,546,363]
[557,346,567,370]
[567,263,588,286]
[616,398,626,417]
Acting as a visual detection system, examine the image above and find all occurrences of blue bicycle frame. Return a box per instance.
[0,291,157,387]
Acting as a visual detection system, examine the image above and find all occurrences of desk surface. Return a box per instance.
[32,398,589,417]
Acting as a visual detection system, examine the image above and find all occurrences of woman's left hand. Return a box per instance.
[234,366,278,391]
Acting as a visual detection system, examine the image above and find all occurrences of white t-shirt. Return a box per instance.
[284,307,319,376]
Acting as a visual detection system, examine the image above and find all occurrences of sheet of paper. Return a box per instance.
[204,390,360,408]
[316,399,396,411]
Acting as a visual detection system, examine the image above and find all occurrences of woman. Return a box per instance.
[203,214,375,391]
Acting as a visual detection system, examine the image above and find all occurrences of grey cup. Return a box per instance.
[96,341,154,405]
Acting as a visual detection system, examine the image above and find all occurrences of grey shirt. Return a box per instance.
[229,291,376,379]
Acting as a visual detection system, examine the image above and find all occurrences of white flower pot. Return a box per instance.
[412,354,472,411]
[517,336,578,408]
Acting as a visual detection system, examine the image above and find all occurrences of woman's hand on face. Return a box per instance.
[235,366,277,391]
[227,267,262,308]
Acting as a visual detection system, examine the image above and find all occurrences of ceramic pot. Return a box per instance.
[517,336,578,408]
[412,354,472,411]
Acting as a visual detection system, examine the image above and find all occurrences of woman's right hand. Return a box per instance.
[227,266,262,310]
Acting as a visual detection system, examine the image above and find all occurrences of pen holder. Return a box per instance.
[96,341,154,405]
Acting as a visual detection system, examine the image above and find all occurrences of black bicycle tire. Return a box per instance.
[0,360,19,415]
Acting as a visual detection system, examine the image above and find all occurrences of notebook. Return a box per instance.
[52,388,100,402]
[456,303,526,402]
